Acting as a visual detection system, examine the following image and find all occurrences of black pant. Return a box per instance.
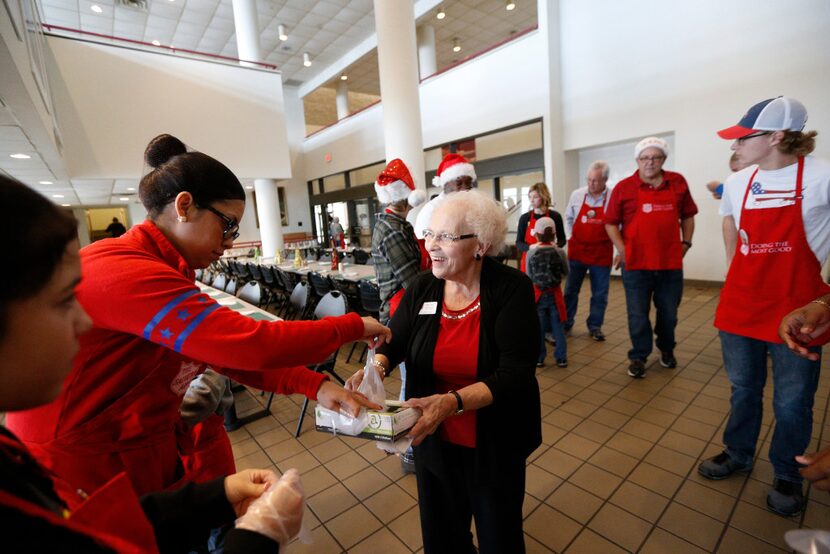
[415,441,526,554]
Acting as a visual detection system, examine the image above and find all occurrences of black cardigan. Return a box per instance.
[516,209,567,250]
[378,257,542,483]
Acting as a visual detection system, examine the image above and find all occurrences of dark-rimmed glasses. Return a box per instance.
[736,131,772,144]
[422,229,478,245]
[203,205,240,240]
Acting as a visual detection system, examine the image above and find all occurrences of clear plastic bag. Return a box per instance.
[327,349,385,435]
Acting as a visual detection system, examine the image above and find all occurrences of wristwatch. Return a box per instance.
[681,240,692,248]
[447,390,464,415]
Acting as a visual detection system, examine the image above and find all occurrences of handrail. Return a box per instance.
[303,24,538,138]
[41,23,278,70]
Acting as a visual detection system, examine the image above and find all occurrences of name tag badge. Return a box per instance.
[419,301,438,315]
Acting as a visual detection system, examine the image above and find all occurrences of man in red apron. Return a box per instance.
[698,97,830,517]
[563,161,614,341]
[605,137,698,378]
[371,158,426,474]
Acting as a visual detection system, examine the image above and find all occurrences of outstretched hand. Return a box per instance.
[778,300,830,361]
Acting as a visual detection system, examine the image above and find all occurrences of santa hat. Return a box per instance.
[374,158,427,207]
[432,153,477,188]
[635,137,670,159]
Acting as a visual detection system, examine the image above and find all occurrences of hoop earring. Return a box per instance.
[475,253,482,261]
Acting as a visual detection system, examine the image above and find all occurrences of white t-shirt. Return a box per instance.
[720,156,830,262]
[564,186,611,238]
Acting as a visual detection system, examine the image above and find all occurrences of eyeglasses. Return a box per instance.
[203,205,240,240]
[422,229,478,245]
[637,155,666,163]
[736,131,772,144]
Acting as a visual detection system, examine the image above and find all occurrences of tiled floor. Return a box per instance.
[229,279,830,553]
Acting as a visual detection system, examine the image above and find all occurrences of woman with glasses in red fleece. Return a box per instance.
[7,134,390,500]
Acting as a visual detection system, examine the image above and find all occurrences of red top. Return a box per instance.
[7,220,364,497]
[433,296,480,448]
[604,170,698,231]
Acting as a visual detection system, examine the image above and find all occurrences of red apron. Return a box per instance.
[520,211,541,272]
[534,284,567,322]
[624,182,683,270]
[0,433,158,553]
[569,193,613,266]
[715,157,830,343]
[178,415,236,484]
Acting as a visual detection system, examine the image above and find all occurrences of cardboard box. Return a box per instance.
[314,403,419,441]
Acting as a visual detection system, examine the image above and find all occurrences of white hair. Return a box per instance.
[587,160,610,179]
[433,190,507,255]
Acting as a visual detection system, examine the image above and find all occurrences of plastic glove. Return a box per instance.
[235,468,305,545]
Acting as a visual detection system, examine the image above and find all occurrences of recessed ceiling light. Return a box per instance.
[340,74,348,81]
[436,8,445,19]
[52,194,64,198]
[152,40,161,46]
[91,4,103,13]
[119,197,129,201]
[278,24,288,41]
[39,180,53,185]
[10,153,30,159]
[303,52,312,67]
[245,185,253,190]
[506,0,516,10]
[127,187,135,191]
[61,203,71,207]
[452,37,461,52]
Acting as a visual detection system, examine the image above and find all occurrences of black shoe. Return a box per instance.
[589,328,606,342]
[556,358,568,368]
[766,479,803,517]
[627,359,646,378]
[659,350,677,368]
[697,451,752,480]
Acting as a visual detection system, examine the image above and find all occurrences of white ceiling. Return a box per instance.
[10,0,537,205]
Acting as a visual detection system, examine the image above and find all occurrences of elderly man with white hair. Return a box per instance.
[563,160,614,342]
[604,137,698,378]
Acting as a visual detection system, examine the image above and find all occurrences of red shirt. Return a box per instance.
[604,170,698,233]
[433,296,480,448]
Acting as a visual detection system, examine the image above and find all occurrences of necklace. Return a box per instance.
[442,301,481,320]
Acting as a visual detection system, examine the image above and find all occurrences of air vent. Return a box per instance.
[117,0,149,12]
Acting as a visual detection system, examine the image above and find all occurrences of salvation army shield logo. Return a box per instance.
[581,215,588,223]
[739,229,749,256]
[642,203,653,214]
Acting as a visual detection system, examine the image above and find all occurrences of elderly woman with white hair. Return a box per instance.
[348,190,541,554]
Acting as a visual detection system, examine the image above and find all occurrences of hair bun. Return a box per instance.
[145,134,187,168]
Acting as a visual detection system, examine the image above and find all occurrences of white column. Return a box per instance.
[336,80,349,120]
[538,0,567,210]
[373,0,426,192]
[231,0,261,67]
[72,208,91,247]
[417,24,437,79]
[254,179,284,255]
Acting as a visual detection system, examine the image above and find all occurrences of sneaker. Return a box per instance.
[766,479,803,517]
[545,333,556,345]
[659,350,677,368]
[400,449,415,475]
[556,358,568,368]
[627,359,646,378]
[698,451,752,480]
[536,360,545,368]
[589,328,606,342]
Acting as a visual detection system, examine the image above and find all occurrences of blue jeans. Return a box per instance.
[719,331,821,483]
[537,293,567,361]
[620,267,683,361]
[564,260,611,331]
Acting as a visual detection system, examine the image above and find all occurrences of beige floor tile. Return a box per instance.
[587,406,628,430]
[326,504,383,550]
[555,432,603,460]
[326,450,370,481]
[288,525,343,554]
[524,504,582,553]
[644,445,698,477]
[572,419,617,443]
[265,436,307,462]
[300,465,338,497]
[622,418,666,442]
[716,526,787,553]
[363,484,417,524]
[342,465,393,501]
[729,500,800,551]
[533,447,583,479]
[541,421,568,445]
[609,481,670,523]
[234,449,272,470]
[523,492,541,519]
[675,480,737,522]
[546,409,583,431]
[277,450,322,474]
[545,481,603,524]
[308,482,359,522]
[252,424,292,448]
[605,396,644,416]
[606,431,653,459]
[525,463,563,501]
[804,498,830,529]
[525,533,555,553]
[387,505,423,551]
[348,527,410,553]
[628,462,684,498]
[658,502,725,551]
[565,529,628,554]
[658,429,707,458]
[688,470,748,498]
[559,398,597,417]
[588,503,652,552]
[230,437,262,458]
[569,462,623,499]
[588,445,639,478]
[640,528,709,554]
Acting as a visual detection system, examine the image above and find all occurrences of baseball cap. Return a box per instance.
[717,96,807,140]
[533,216,555,237]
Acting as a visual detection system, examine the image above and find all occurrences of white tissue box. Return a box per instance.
[314,404,419,441]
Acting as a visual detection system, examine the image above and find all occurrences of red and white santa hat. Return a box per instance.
[432,153,477,188]
[374,158,427,207]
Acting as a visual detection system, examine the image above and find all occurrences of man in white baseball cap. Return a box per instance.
[700,96,830,518]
